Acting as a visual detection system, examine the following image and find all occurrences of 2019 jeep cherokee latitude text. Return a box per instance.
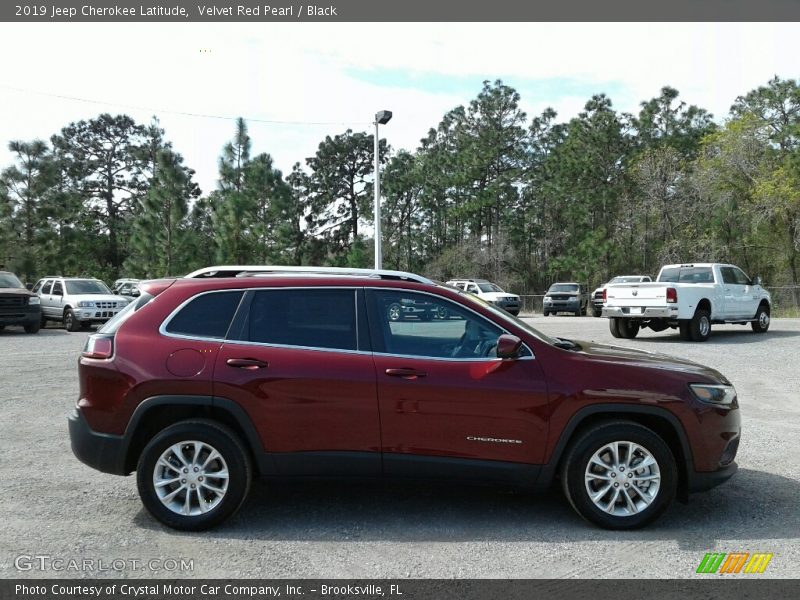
[68,267,740,531]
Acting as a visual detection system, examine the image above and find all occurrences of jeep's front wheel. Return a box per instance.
[136,420,252,531]
[560,422,677,529]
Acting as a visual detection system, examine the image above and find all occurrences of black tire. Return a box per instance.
[64,308,81,332]
[24,321,40,334]
[574,309,582,317]
[40,313,47,328]
[619,320,640,339]
[751,304,770,333]
[678,320,692,341]
[592,308,602,318]
[560,421,677,530]
[543,311,550,317]
[609,318,622,338]
[136,419,252,531]
[387,303,402,322]
[689,309,711,342]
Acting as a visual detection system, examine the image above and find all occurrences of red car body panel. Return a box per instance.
[74,275,739,487]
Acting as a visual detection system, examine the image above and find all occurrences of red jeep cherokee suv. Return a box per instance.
[68,266,740,531]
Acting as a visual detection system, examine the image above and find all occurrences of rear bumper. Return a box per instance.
[603,306,679,319]
[688,461,738,493]
[68,407,128,475]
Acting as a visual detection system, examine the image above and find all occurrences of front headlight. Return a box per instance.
[28,296,40,305]
[543,296,552,302]
[689,384,737,406]
[77,301,96,308]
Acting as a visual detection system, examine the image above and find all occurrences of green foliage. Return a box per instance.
[1,76,800,296]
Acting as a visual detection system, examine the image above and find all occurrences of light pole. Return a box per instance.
[374,110,392,269]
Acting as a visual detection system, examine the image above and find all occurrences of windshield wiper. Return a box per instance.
[553,337,581,351]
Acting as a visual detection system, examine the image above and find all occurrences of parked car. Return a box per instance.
[591,276,652,317]
[34,276,129,332]
[70,266,739,531]
[543,282,589,316]
[111,278,140,294]
[115,281,142,301]
[445,279,521,315]
[602,263,771,341]
[0,271,41,334]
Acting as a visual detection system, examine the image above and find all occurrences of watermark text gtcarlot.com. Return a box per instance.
[14,554,194,573]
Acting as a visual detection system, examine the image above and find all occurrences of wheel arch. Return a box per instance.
[696,297,712,316]
[121,395,273,476]
[539,404,693,501]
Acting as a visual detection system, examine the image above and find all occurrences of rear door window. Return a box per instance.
[164,291,244,339]
[42,280,53,294]
[52,281,63,295]
[245,289,358,351]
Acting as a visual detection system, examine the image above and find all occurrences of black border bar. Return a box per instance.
[3,0,800,22]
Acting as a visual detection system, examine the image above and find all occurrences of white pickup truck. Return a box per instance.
[601,263,771,341]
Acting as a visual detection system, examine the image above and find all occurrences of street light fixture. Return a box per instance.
[374,110,392,269]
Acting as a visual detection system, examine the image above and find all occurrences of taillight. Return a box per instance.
[602,288,607,302]
[666,287,678,303]
[82,334,114,359]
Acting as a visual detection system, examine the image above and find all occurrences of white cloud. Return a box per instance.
[0,22,797,193]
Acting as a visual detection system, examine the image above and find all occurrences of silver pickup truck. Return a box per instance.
[601,263,771,341]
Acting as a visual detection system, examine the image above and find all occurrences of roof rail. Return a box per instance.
[183,265,433,285]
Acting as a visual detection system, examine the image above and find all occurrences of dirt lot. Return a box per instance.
[0,317,798,579]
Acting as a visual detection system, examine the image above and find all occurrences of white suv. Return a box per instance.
[445,279,521,315]
[33,277,129,332]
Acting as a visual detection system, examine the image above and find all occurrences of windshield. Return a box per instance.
[548,284,579,294]
[658,267,714,284]
[65,280,112,295]
[477,282,504,293]
[0,273,24,288]
[452,285,558,346]
[610,276,646,284]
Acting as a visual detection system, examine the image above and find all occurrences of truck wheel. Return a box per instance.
[137,419,252,531]
[678,321,691,340]
[387,303,402,322]
[543,311,550,317]
[24,321,41,334]
[751,305,770,333]
[592,308,602,318]
[609,318,622,338]
[64,308,81,332]
[619,320,640,339]
[560,421,677,529]
[689,309,711,342]
[40,314,47,328]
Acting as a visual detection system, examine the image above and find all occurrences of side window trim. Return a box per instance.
[364,287,534,361]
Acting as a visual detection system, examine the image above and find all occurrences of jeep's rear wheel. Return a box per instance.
[137,420,252,531]
[561,422,677,529]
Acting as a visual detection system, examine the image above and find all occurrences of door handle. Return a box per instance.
[385,368,427,380]
[226,358,268,370]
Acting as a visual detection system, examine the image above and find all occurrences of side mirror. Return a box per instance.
[25,283,33,291]
[752,276,762,286]
[113,290,119,295]
[496,334,523,359]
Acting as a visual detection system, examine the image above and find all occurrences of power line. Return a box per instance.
[0,84,369,127]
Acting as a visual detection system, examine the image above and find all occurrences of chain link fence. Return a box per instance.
[517,287,800,317]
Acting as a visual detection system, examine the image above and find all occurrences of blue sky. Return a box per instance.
[0,22,796,194]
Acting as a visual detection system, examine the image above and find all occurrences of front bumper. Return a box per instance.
[68,407,128,475]
[544,301,579,312]
[688,461,738,493]
[75,308,119,323]
[603,306,679,318]
[494,301,520,315]
[0,305,41,326]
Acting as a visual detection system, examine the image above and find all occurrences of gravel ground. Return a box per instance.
[0,317,798,579]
